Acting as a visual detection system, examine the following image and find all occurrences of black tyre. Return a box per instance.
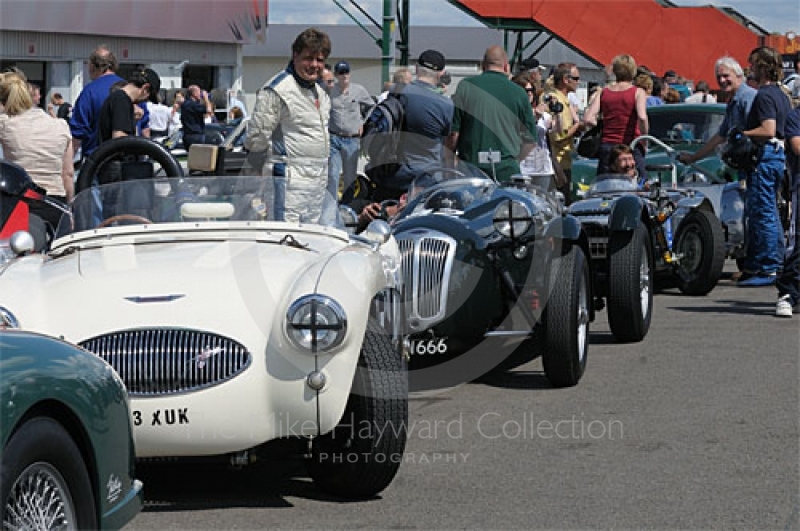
[1,417,97,530]
[674,209,726,296]
[307,320,408,499]
[607,224,653,343]
[543,244,591,388]
[76,136,184,193]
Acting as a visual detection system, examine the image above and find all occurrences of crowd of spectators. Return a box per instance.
[1,32,799,319]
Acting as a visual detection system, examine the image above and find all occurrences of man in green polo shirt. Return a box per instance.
[447,45,537,182]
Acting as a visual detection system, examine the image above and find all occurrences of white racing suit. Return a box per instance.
[246,68,331,223]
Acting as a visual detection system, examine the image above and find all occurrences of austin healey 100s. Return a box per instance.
[0,137,408,500]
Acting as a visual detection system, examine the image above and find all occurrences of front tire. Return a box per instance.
[543,244,590,388]
[674,209,726,296]
[607,224,653,343]
[307,321,408,499]
[1,417,97,530]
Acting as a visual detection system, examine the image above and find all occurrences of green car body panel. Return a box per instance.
[0,330,143,530]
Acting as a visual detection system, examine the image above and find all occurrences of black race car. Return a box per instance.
[391,172,594,390]
[568,175,726,343]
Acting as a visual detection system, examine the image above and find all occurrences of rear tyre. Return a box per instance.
[307,320,408,499]
[607,224,653,343]
[675,209,726,296]
[1,417,97,530]
[543,244,590,388]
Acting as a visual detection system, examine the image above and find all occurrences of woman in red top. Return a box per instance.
[584,54,649,178]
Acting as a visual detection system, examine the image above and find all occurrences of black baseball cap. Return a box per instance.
[138,68,161,103]
[335,60,350,74]
[418,49,446,72]
[521,56,545,71]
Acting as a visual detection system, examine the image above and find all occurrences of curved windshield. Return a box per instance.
[400,177,496,219]
[56,176,306,236]
[588,176,639,194]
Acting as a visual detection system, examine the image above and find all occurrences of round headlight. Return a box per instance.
[493,200,533,239]
[0,306,20,329]
[286,295,347,352]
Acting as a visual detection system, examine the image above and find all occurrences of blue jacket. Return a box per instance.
[69,74,123,156]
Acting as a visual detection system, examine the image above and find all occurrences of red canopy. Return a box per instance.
[451,0,761,83]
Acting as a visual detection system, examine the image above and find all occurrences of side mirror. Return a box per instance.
[362,220,392,245]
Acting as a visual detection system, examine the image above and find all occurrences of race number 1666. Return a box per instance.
[411,338,448,355]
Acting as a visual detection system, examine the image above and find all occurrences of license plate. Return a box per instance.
[410,337,448,355]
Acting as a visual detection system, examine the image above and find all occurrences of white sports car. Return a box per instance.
[0,138,408,499]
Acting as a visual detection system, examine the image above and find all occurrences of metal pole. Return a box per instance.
[382,0,394,86]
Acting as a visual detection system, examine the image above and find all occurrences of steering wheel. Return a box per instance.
[96,214,153,228]
[76,136,184,194]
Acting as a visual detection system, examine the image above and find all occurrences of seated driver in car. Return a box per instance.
[607,143,648,189]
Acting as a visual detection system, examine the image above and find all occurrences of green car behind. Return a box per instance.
[572,103,736,198]
[0,329,143,530]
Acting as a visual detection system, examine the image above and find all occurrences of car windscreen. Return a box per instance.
[403,178,496,217]
[58,176,289,235]
[648,108,725,145]
[588,177,639,194]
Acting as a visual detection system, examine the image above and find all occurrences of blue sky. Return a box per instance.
[270,0,799,35]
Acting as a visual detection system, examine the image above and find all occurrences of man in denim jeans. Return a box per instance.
[737,47,792,287]
[327,60,373,200]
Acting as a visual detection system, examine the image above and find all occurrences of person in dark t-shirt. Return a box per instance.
[98,68,161,144]
[737,47,792,286]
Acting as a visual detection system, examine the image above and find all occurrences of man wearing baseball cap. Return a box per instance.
[519,55,546,88]
[370,48,454,201]
[327,58,374,207]
[98,68,161,143]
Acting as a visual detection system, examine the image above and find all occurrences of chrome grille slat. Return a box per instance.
[79,329,251,397]
[396,230,457,333]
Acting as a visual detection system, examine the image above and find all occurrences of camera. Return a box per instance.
[543,94,564,114]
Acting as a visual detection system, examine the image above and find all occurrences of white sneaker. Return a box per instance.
[776,295,794,318]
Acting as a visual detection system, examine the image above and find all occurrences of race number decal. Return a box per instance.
[132,408,189,426]
[410,338,448,355]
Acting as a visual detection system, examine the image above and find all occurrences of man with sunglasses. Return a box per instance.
[320,64,335,94]
[327,60,373,205]
[543,62,584,204]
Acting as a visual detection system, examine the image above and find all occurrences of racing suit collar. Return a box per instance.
[287,61,318,90]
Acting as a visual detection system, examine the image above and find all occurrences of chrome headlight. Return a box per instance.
[493,200,533,239]
[0,306,20,329]
[286,295,347,353]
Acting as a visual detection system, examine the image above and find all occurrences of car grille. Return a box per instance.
[79,329,251,396]
[583,223,609,260]
[396,230,456,333]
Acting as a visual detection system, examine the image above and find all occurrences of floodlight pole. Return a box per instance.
[382,0,394,86]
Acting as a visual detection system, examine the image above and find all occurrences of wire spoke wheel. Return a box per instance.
[4,462,77,531]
